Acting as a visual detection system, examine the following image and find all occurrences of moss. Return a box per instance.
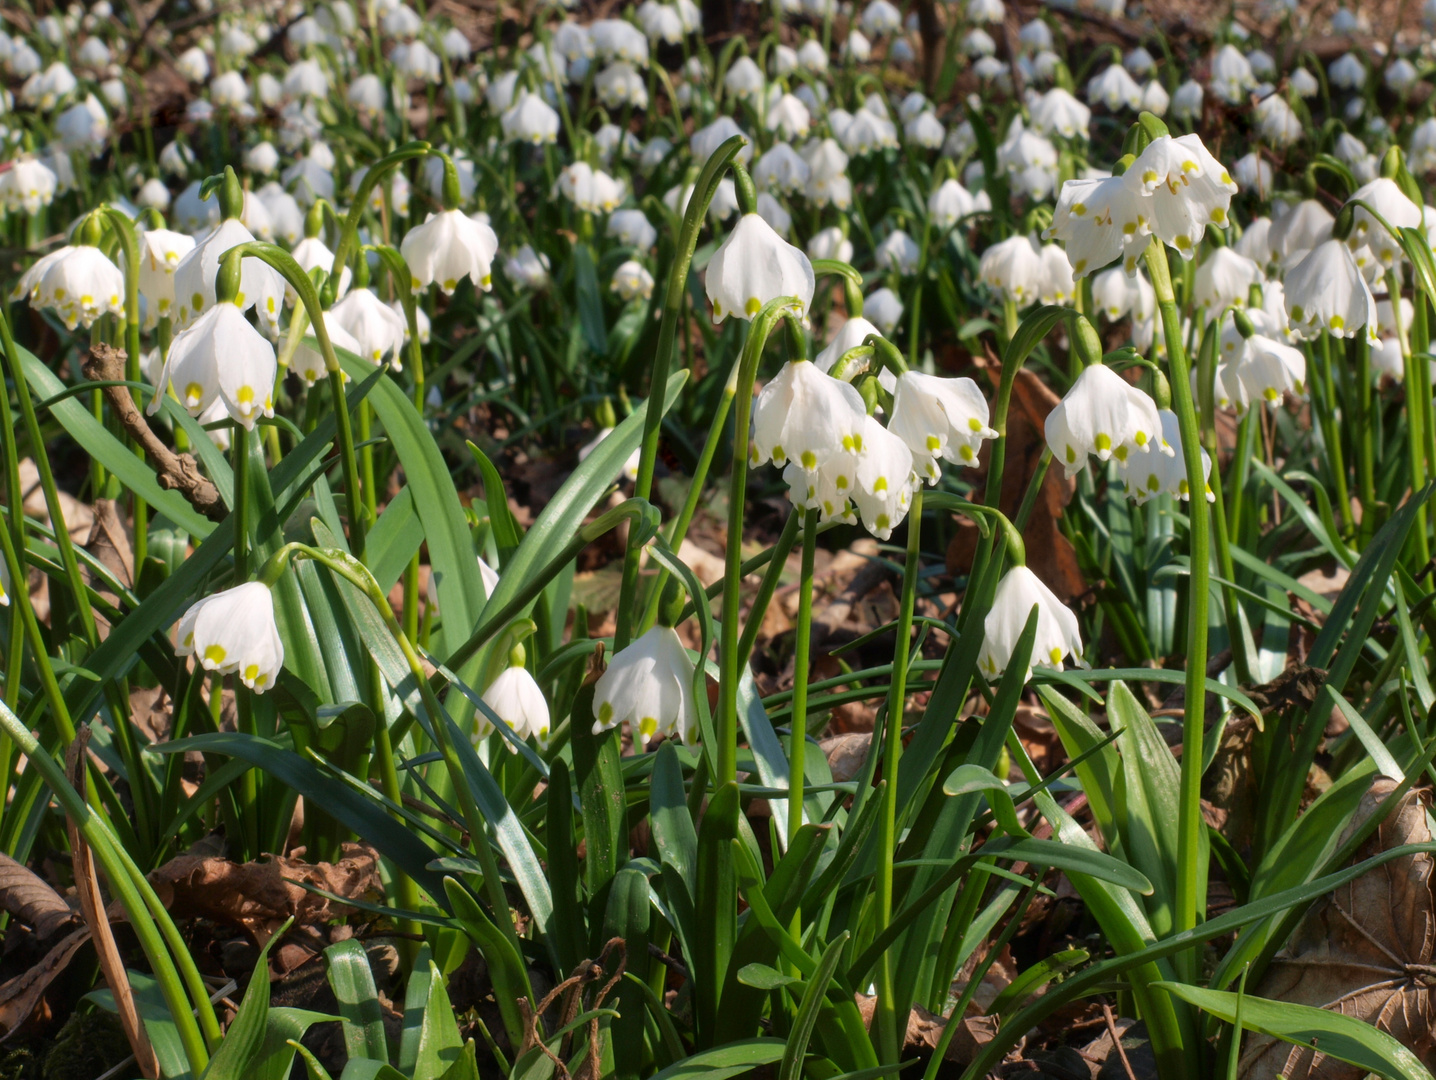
[0,1041,43,1080]
[41,1012,130,1080]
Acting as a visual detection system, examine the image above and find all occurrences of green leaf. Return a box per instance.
[254,1010,338,1080]
[779,931,850,1080]
[200,922,288,1080]
[412,960,465,1080]
[646,1039,787,1080]
[987,949,1088,1019]
[442,878,530,1053]
[367,487,425,594]
[649,742,698,895]
[325,939,389,1063]
[398,945,434,1076]
[574,243,608,354]
[737,963,801,991]
[1156,982,1436,1080]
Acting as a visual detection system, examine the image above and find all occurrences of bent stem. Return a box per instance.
[1145,243,1209,981]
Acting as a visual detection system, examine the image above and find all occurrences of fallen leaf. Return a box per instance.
[853,993,998,1067]
[821,732,871,782]
[1242,779,1436,1078]
[0,928,91,1040]
[149,842,383,945]
[0,853,78,940]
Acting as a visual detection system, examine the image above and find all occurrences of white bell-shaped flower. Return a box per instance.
[151,301,276,429]
[612,260,655,301]
[889,370,997,481]
[607,209,658,250]
[31,245,124,330]
[595,61,648,109]
[1092,265,1155,325]
[1329,52,1365,90]
[173,217,285,334]
[1124,133,1238,258]
[400,209,498,296]
[691,116,753,165]
[928,179,983,230]
[876,229,920,275]
[706,213,815,323]
[290,235,351,301]
[815,317,887,382]
[0,159,58,215]
[1210,44,1255,104]
[1039,245,1077,305]
[292,312,362,386]
[330,287,409,369]
[501,90,560,144]
[851,416,915,540]
[1044,363,1169,477]
[808,226,854,264]
[1238,334,1307,406]
[865,288,905,335]
[480,651,551,750]
[1087,65,1143,111]
[505,245,550,289]
[593,625,699,749]
[767,94,811,141]
[755,144,811,194]
[1346,178,1422,267]
[1045,174,1151,278]
[1255,94,1302,147]
[978,565,1084,680]
[1030,88,1091,139]
[176,581,284,692]
[1193,247,1263,322]
[137,227,196,327]
[1270,199,1334,264]
[1284,239,1379,342]
[979,235,1045,304]
[752,359,867,472]
[1118,409,1213,505]
[784,455,857,525]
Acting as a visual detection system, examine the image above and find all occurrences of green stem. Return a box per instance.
[1146,244,1209,979]
[875,486,923,1066]
[1354,334,1378,544]
[787,508,818,846]
[1388,270,1429,565]
[1311,334,1351,535]
[614,134,749,652]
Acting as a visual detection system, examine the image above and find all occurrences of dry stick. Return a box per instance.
[66,730,159,1080]
[1102,1003,1139,1080]
[82,345,226,521]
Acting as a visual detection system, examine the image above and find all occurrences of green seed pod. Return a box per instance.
[1232,308,1256,339]
[1071,313,1103,369]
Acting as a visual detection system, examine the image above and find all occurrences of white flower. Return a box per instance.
[756,193,791,235]
[767,94,811,140]
[31,245,125,330]
[1088,65,1143,111]
[136,178,170,212]
[176,582,284,691]
[755,143,811,193]
[55,94,109,156]
[1237,334,1307,406]
[442,26,471,59]
[501,90,560,144]
[1193,247,1263,322]
[505,245,550,289]
[1031,88,1091,140]
[1290,67,1319,98]
[1045,363,1168,476]
[752,359,867,472]
[928,179,984,229]
[814,316,887,381]
[400,209,499,295]
[243,141,280,177]
[1347,177,1422,266]
[968,0,1005,21]
[592,625,699,749]
[612,260,655,301]
[1386,58,1419,93]
[175,46,210,83]
[850,416,915,539]
[290,235,350,300]
[1233,153,1273,197]
[1411,118,1436,173]
[797,39,829,73]
[876,229,920,275]
[290,312,362,386]
[840,109,899,156]
[137,227,196,326]
[1124,133,1237,258]
[1092,265,1155,325]
[865,287,905,334]
[861,0,902,33]
[0,158,58,215]
[978,565,1083,679]
[607,209,658,250]
[842,30,872,61]
[480,663,551,749]
[590,18,649,66]
[1329,52,1365,90]
[979,235,1045,304]
[330,287,409,368]
[347,73,388,119]
[1039,244,1077,305]
[807,226,854,263]
[152,301,276,429]
[784,454,857,524]
[706,213,815,323]
[1172,79,1204,121]
[1254,94,1301,147]
[210,70,249,109]
[692,116,753,165]
[637,2,684,43]
[1284,239,1379,342]
[724,55,765,100]
[905,111,945,149]
[1270,199,1334,262]
[173,218,285,334]
[596,61,648,109]
[557,162,625,212]
[1044,174,1150,278]
[889,370,996,481]
[1210,44,1255,103]
[1118,409,1212,504]
[282,58,329,99]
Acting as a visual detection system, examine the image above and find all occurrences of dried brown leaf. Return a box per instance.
[852,993,999,1067]
[0,928,91,1041]
[0,854,77,940]
[1242,780,1436,1079]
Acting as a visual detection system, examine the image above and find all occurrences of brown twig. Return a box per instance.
[1102,1003,1138,1080]
[66,730,159,1079]
[81,344,227,521]
[517,939,628,1080]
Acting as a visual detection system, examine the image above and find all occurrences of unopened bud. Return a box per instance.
[1232,309,1255,339]
[1071,314,1103,368]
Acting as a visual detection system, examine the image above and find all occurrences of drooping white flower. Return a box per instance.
[137,227,196,327]
[840,109,899,156]
[505,245,550,289]
[151,301,276,429]
[767,94,811,140]
[1040,244,1077,305]
[173,217,285,334]
[755,143,811,193]
[480,660,551,749]
[850,416,915,539]
[1254,93,1302,147]
[1346,177,1422,267]
[176,582,284,692]
[290,235,351,301]
[612,260,655,301]
[1210,44,1255,104]
[905,111,946,149]
[1284,239,1379,342]
[861,0,902,33]
[889,370,997,481]
[501,90,560,144]
[752,359,868,475]
[1329,52,1365,90]
[556,162,625,213]
[979,235,1045,305]
[330,287,409,368]
[1087,65,1143,111]
[1118,409,1212,504]
[175,46,210,83]
[590,18,650,66]
[706,213,815,323]
[1238,334,1307,406]
[0,159,58,215]
[808,226,854,264]
[291,312,362,386]
[595,61,649,109]
[1193,247,1263,322]
[30,245,125,331]
[1045,363,1169,477]
[1410,118,1436,173]
[1044,174,1151,278]
[592,625,699,749]
[876,229,920,275]
[1031,88,1091,139]
[691,115,753,166]
[607,209,658,250]
[400,209,499,296]
[1123,133,1238,258]
[928,179,984,229]
[865,287,905,335]
[978,565,1083,680]
[1270,199,1334,263]
[1172,79,1204,121]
